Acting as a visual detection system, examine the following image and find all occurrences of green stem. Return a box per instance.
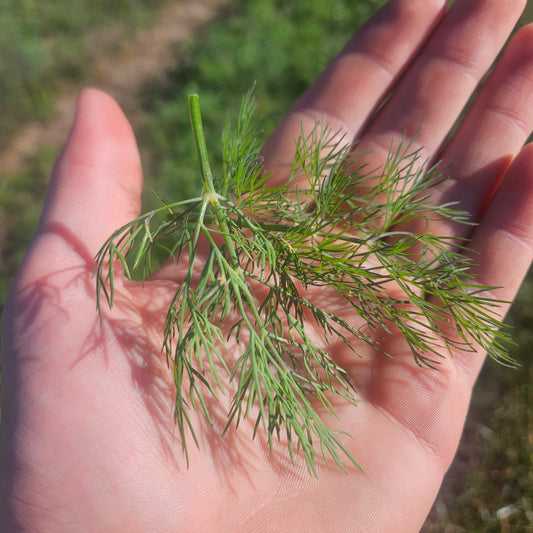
[188,96,270,360]
[188,94,240,270]
[188,94,216,193]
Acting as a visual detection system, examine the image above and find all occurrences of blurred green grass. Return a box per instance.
[0,0,172,152]
[137,0,387,204]
[1,1,532,531]
[0,0,178,300]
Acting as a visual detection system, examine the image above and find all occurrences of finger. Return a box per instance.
[448,143,533,381]
[426,24,533,234]
[468,143,533,314]
[18,89,143,282]
[44,88,143,250]
[261,0,447,179]
[359,0,527,164]
[394,23,533,251]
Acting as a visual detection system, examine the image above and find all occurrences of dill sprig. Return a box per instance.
[94,90,513,475]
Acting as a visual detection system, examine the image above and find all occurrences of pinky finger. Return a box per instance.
[454,143,533,379]
[469,143,533,304]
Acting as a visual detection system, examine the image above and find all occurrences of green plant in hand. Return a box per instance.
[95,91,513,475]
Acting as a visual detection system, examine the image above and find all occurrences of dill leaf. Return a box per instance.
[94,90,513,474]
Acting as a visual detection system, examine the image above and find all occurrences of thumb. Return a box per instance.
[18,89,143,284]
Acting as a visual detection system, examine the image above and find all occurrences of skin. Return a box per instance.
[2,0,533,531]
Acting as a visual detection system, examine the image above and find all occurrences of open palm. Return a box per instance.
[2,0,533,531]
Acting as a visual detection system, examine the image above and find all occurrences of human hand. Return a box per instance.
[2,0,533,531]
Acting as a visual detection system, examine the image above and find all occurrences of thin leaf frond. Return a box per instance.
[94,90,514,475]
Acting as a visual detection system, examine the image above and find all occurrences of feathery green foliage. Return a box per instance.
[95,90,513,474]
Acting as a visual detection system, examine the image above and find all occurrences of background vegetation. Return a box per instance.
[0,0,171,148]
[1,0,532,530]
